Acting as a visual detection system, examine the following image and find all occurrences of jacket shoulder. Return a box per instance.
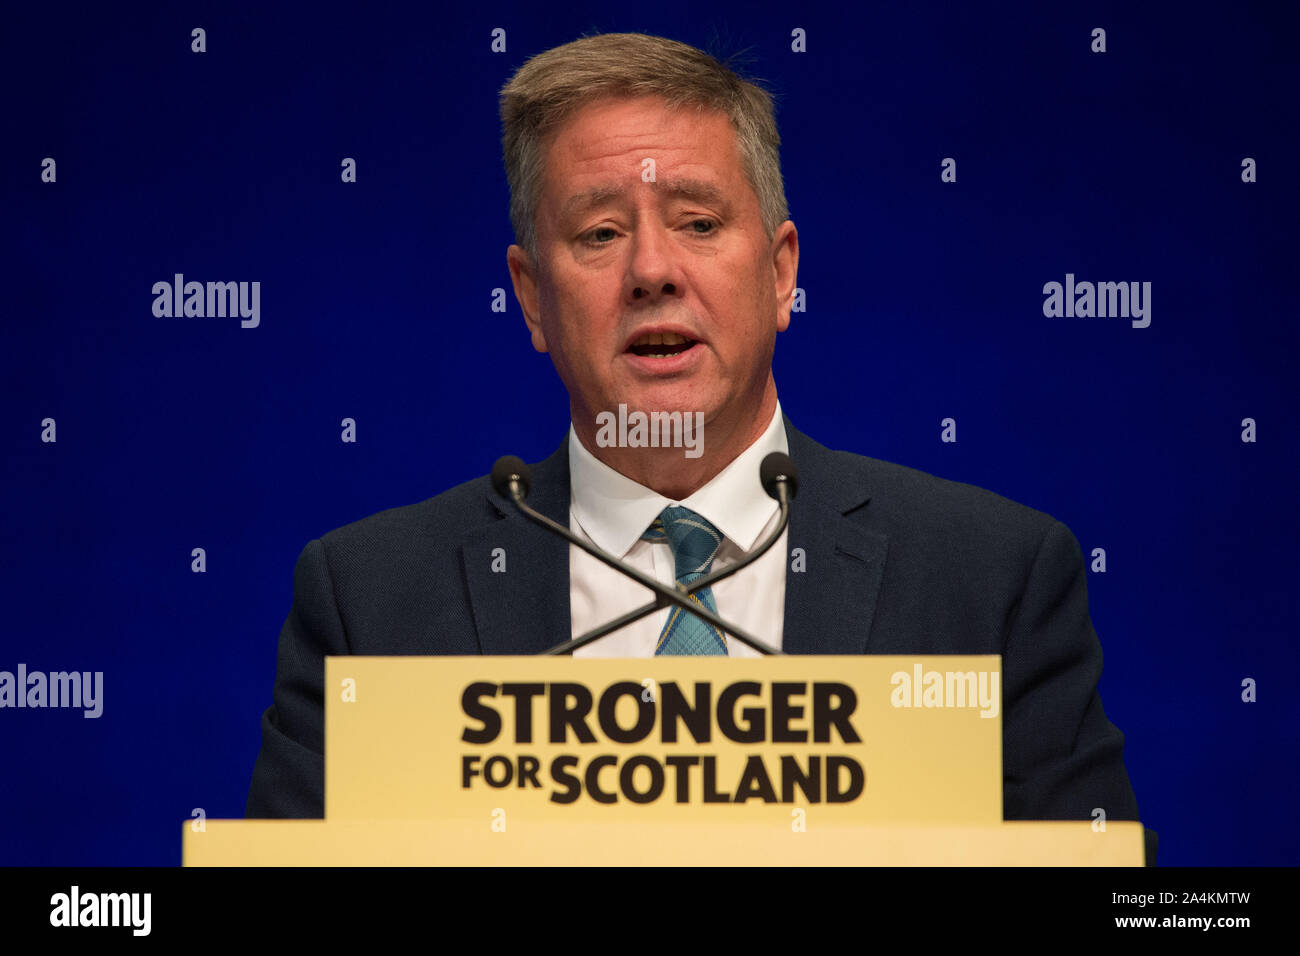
[807,436,1064,560]
[315,473,498,558]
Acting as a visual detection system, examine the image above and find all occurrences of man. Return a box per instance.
[246,32,1151,861]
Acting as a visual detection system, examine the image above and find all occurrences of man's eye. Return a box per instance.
[582,220,717,245]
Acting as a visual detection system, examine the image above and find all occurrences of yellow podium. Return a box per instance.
[185,656,1145,865]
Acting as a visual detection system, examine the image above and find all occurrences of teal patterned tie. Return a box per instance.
[640,505,728,655]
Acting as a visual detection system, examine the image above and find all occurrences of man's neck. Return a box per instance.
[572,382,779,500]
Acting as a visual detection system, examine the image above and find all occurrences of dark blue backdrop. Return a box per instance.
[2,1,1296,865]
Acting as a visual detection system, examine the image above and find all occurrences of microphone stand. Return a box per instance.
[498,472,793,656]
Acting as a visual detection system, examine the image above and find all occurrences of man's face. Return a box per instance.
[508,95,797,445]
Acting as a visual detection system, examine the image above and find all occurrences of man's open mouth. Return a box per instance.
[627,332,699,358]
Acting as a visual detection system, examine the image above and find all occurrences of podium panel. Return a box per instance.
[189,655,1145,865]
[183,819,1145,866]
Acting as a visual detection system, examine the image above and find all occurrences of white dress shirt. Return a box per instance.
[568,402,789,657]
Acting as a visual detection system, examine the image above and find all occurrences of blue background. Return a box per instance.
[2,0,1296,865]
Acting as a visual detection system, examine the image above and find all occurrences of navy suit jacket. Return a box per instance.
[246,418,1153,861]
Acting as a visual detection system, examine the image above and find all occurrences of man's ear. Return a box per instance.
[771,221,799,333]
[507,244,548,353]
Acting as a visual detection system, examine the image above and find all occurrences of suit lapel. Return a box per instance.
[781,419,889,655]
[462,436,572,655]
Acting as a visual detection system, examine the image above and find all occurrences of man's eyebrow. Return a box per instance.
[560,178,729,218]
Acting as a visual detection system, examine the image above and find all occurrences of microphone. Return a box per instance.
[490,451,797,656]
[491,455,531,501]
[760,452,798,503]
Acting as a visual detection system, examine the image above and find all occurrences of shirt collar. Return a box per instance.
[568,401,787,558]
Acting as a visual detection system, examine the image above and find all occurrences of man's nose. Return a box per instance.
[626,223,680,302]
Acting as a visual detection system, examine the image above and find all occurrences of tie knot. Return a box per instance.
[641,505,723,581]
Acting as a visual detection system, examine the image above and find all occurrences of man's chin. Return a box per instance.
[584,393,715,464]
[603,389,717,422]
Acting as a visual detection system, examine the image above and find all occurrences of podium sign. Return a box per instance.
[325,655,1003,825]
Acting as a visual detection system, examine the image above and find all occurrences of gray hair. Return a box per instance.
[499,32,789,263]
